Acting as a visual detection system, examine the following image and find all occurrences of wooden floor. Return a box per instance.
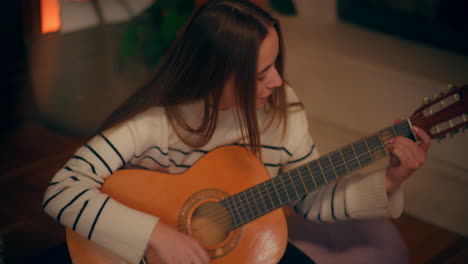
[0,114,467,263]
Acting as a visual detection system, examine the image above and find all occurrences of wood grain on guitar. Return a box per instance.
[66,85,468,263]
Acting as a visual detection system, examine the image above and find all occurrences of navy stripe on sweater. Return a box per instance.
[48,176,80,186]
[331,181,339,221]
[71,156,96,174]
[233,143,293,156]
[73,200,89,231]
[134,143,293,162]
[100,133,125,169]
[264,144,315,168]
[42,187,70,209]
[64,167,103,185]
[286,144,315,165]
[88,197,110,239]
[57,189,90,223]
[86,145,113,174]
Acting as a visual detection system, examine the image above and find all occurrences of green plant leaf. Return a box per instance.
[161,7,192,42]
[270,0,297,16]
[119,23,140,67]
[144,25,165,69]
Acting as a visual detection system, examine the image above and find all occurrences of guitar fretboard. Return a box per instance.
[220,119,415,230]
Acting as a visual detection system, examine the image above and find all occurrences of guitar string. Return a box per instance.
[410,112,461,133]
[199,140,393,230]
[208,124,413,227]
[208,110,456,228]
[228,124,410,207]
[410,113,428,125]
[200,124,414,229]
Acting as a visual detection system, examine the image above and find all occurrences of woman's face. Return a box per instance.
[219,27,283,110]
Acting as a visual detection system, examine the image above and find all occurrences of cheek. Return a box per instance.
[256,83,266,95]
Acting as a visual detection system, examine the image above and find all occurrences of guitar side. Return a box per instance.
[66,145,288,264]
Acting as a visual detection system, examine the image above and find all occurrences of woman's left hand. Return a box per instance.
[385,120,431,193]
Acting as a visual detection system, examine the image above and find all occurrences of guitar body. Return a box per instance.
[66,145,288,263]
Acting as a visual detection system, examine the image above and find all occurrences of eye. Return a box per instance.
[257,76,265,81]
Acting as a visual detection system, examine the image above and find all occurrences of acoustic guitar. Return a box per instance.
[66,85,468,263]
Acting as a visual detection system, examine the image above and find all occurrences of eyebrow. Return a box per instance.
[257,64,272,76]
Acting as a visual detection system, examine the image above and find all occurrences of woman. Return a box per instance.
[43,0,430,263]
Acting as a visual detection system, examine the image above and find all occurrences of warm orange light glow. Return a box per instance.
[41,0,61,34]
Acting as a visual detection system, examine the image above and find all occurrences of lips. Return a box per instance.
[258,94,272,100]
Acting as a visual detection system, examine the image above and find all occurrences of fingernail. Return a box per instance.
[413,126,419,132]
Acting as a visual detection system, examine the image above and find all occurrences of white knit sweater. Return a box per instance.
[43,86,403,263]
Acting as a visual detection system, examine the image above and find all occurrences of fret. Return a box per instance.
[395,120,415,140]
[349,142,363,169]
[363,137,374,159]
[394,122,406,136]
[296,167,310,194]
[288,171,301,199]
[388,126,397,137]
[262,182,274,212]
[243,188,260,218]
[240,191,254,221]
[288,171,301,197]
[380,127,397,158]
[305,163,318,189]
[318,156,335,182]
[380,127,396,141]
[341,145,360,172]
[255,185,268,215]
[377,130,388,155]
[391,125,398,137]
[265,180,281,208]
[310,160,327,186]
[278,174,292,201]
[368,134,386,159]
[222,198,239,229]
[248,188,261,219]
[393,121,409,139]
[317,157,330,184]
[353,139,372,166]
[366,134,381,147]
[299,166,316,192]
[271,177,285,205]
[247,186,265,216]
[281,173,296,202]
[338,149,350,174]
[232,194,247,226]
[377,130,390,155]
[318,161,328,184]
[329,150,348,177]
[327,154,339,179]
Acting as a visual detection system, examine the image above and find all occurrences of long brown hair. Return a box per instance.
[101,0,289,156]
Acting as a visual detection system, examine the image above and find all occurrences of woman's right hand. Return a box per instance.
[147,221,211,264]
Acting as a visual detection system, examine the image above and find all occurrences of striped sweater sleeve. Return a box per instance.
[280,90,403,222]
[42,121,159,264]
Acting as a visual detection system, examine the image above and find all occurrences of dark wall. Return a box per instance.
[337,0,468,55]
[1,1,27,139]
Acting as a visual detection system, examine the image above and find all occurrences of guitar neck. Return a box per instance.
[221,119,416,230]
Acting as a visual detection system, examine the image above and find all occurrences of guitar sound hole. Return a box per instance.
[190,201,232,247]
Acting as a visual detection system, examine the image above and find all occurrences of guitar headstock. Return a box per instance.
[410,84,468,141]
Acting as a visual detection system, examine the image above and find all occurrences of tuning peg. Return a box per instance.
[447,84,458,91]
[449,129,460,138]
[423,97,432,105]
[435,91,446,99]
[436,134,447,142]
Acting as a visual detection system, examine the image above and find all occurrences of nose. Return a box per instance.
[267,67,283,89]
